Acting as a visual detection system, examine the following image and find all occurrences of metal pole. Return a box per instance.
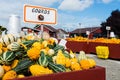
[79,23,81,36]
[41,24,44,38]
[107,30,109,38]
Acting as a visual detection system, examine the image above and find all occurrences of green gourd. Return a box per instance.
[38,51,48,67]
[0,51,15,65]
[48,62,66,73]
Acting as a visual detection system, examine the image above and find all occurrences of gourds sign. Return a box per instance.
[24,5,57,24]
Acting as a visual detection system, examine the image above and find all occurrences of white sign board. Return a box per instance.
[59,39,67,49]
[24,5,57,24]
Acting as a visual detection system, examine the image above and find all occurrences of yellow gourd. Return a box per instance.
[2,65,11,72]
[70,50,76,58]
[71,62,82,71]
[27,48,40,60]
[29,64,53,76]
[79,59,91,70]
[2,70,17,80]
[87,59,96,68]
[11,60,19,69]
[0,65,4,78]
[65,58,71,68]
[56,50,66,66]
[17,74,25,78]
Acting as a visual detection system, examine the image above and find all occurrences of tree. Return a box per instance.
[100,9,120,38]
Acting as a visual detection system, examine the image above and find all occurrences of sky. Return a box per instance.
[0,0,120,31]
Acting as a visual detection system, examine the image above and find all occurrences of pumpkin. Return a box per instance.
[0,65,4,78]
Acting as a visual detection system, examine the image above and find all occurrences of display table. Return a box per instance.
[66,41,89,53]
[13,66,105,80]
[107,43,120,59]
[66,41,120,59]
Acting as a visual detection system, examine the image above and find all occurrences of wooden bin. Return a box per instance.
[13,66,106,80]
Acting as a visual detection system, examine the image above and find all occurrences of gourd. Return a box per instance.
[0,43,3,55]
[48,49,55,56]
[87,58,96,68]
[78,51,87,61]
[69,50,76,58]
[48,62,66,73]
[7,42,21,51]
[0,65,4,78]
[38,51,48,67]
[49,37,58,44]
[79,59,91,70]
[56,50,66,66]
[0,34,17,47]
[25,33,35,40]
[17,74,25,78]
[53,44,64,55]
[42,31,50,40]
[2,65,11,72]
[29,64,53,76]
[63,51,71,58]
[2,70,17,80]
[65,58,71,68]
[13,59,34,74]
[0,51,16,65]
[70,62,81,71]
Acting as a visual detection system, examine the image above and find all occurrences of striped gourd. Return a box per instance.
[48,62,66,73]
[0,51,15,65]
[0,34,17,47]
[78,51,87,62]
[38,51,48,67]
[53,44,64,55]
[7,42,20,51]
[13,59,34,74]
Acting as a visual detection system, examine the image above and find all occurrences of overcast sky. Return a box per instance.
[0,0,120,31]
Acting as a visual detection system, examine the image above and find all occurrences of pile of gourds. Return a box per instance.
[67,36,120,44]
[0,33,96,80]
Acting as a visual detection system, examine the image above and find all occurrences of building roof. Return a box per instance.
[44,25,57,32]
[34,25,57,32]
[57,29,68,34]
[70,27,101,34]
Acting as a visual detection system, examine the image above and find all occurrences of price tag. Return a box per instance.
[59,39,67,49]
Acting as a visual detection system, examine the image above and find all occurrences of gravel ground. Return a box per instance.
[86,54,120,80]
